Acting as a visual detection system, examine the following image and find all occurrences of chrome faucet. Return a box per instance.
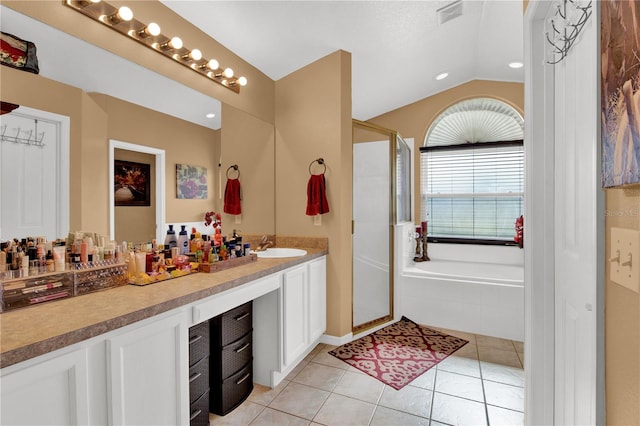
[255,235,273,251]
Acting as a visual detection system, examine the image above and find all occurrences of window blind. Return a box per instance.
[420,141,524,242]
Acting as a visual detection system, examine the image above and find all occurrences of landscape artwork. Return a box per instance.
[602,0,640,187]
[176,164,208,199]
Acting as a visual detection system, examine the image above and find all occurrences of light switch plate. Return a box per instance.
[610,227,640,293]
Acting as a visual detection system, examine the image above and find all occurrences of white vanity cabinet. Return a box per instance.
[281,257,327,372]
[0,346,90,425]
[107,311,190,426]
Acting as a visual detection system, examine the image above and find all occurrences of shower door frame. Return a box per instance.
[352,119,407,334]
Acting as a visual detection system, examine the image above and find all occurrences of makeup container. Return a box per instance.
[53,246,66,272]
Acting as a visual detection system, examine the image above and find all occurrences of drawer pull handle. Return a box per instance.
[189,372,202,383]
[235,312,250,321]
[235,343,251,353]
[236,373,251,385]
[189,335,203,345]
[189,409,202,421]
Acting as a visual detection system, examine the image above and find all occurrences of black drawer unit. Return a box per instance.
[210,300,253,415]
[188,320,210,425]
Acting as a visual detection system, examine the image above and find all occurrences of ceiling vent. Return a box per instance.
[437,0,463,25]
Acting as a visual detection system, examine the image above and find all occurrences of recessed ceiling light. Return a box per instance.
[509,61,524,69]
[435,72,449,81]
[205,113,215,119]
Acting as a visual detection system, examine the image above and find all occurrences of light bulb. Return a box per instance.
[207,59,219,70]
[190,49,202,61]
[435,72,449,81]
[238,76,248,86]
[170,37,183,49]
[117,6,133,22]
[508,61,523,69]
[146,22,161,36]
[223,67,234,78]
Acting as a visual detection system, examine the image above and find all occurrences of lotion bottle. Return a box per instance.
[164,225,178,249]
[177,225,189,255]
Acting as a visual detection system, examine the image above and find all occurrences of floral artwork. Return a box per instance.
[176,164,208,199]
[602,1,640,187]
[114,160,150,206]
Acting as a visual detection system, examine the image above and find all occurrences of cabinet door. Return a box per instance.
[108,311,189,426]
[308,257,327,343]
[1,348,89,425]
[282,264,308,368]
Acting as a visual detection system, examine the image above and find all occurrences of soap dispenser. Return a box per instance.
[164,225,178,249]
[177,225,189,255]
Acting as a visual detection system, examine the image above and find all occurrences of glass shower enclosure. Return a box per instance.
[352,120,411,333]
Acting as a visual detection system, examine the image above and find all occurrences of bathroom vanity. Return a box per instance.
[0,249,326,425]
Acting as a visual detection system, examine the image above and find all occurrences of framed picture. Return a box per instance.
[602,1,640,187]
[176,164,208,199]
[114,160,151,206]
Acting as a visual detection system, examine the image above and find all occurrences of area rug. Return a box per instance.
[329,316,468,390]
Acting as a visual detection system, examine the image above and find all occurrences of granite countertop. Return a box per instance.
[0,245,327,369]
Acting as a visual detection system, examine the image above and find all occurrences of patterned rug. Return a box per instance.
[329,317,468,390]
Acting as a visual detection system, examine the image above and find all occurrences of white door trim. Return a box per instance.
[524,2,605,425]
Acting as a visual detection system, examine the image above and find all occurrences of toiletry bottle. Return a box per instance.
[177,225,189,255]
[214,228,222,247]
[164,225,178,249]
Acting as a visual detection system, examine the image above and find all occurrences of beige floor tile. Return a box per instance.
[209,400,264,425]
[332,370,385,404]
[285,359,310,381]
[431,392,487,426]
[268,382,330,420]
[476,334,516,351]
[310,350,351,370]
[408,367,436,390]
[248,380,289,406]
[250,407,311,426]
[480,361,524,387]
[370,406,430,426]
[487,405,525,426]
[439,328,477,345]
[437,354,481,378]
[291,362,346,391]
[313,393,376,426]
[378,385,432,418]
[477,346,522,368]
[483,381,524,412]
[435,370,485,402]
[512,340,524,353]
[451,343,479,360]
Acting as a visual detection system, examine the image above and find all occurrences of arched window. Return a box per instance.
[420,98,524,244]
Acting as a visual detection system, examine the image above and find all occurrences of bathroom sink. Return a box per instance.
[256,248,307,258]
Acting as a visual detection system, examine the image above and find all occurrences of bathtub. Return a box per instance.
[396,224,525,341]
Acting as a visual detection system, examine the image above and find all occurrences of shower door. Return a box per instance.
[352,120,411,333]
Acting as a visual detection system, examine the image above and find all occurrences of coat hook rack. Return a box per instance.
[545,0,592,64]
[0,120,46,147]
[309,158,326,175]
[226,164,240,179]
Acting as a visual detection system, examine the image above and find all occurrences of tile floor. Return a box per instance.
[209,327,525,426]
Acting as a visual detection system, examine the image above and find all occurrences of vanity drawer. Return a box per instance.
[211,301,252,347]
[217,333,252,380]
[189,356,209,404]
[189,320,210,367]
[189,390,210,426]
[210,363,253,415]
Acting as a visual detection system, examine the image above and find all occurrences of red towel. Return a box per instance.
[224,178,242,215]
[306,174,330,215]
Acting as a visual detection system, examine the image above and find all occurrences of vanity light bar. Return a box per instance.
[64,0,247,93]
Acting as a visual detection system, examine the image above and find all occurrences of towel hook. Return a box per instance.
[309,158,326,175]
[226,164,240,179]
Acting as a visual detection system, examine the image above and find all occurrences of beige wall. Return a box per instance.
[114,149,156,243]
[605,186,640,425]
[369,80,524,221]
[275,50,353,337]
[220,104,275,235]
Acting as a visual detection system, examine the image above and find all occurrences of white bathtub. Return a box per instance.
[396,224,525,341]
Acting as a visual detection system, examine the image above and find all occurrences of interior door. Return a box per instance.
[552,8,600,425]
[0,107,68,241]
